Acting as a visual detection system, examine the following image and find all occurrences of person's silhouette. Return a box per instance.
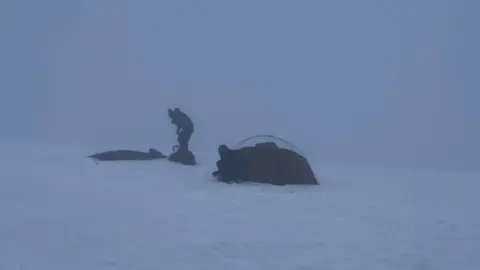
[168,108,194,152]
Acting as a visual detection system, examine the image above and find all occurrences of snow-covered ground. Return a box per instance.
[0,140,479,270]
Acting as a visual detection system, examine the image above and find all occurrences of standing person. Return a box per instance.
[168,108,194,152]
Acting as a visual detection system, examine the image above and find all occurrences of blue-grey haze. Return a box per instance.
[1,0,478,172]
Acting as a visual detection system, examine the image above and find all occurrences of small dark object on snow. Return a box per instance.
[212,142,318,186]
[88,148,166,161]
[168,146,196,166]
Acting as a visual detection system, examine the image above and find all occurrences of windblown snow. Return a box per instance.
[0,140,479,270]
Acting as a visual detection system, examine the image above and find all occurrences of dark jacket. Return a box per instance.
[169,108,194,133]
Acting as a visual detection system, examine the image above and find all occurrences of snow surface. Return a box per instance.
[0,140,479,270]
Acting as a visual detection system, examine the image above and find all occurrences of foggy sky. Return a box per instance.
[1,0,478,172]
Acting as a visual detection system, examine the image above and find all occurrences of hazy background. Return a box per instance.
[0,0,478,172]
